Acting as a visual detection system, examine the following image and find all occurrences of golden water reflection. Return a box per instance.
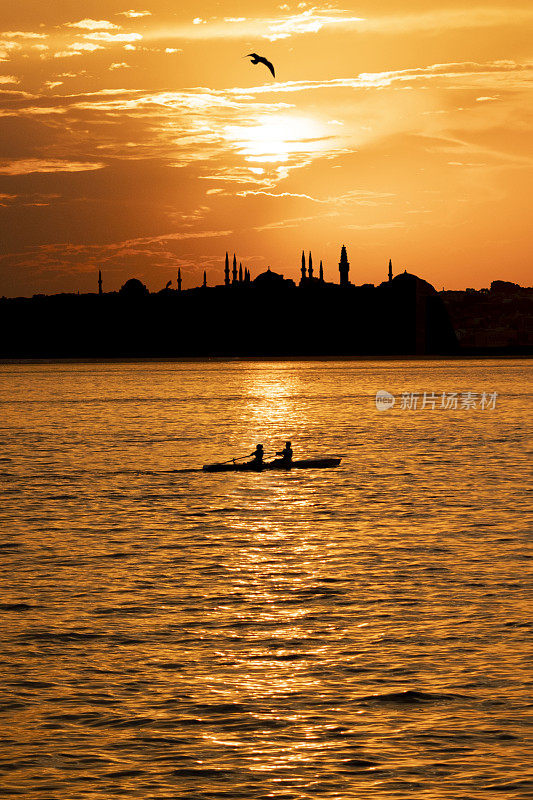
[0,360,531,798]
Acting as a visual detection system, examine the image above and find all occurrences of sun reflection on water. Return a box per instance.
[238,368,307,441]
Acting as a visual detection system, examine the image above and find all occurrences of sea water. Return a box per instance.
[0,359,531,799]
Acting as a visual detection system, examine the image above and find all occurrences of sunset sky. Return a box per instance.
[0,1,531,295]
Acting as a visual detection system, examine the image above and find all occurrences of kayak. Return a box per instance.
[202,458,341,472]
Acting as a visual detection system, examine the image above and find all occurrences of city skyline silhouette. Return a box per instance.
[2,242,531,358]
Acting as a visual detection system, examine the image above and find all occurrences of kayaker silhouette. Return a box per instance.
[275,441,293,466]
[249,444,264,467]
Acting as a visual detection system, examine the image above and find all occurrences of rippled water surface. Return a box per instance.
[0,359,531,799]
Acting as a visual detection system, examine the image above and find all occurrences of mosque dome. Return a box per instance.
[119,278,149,297]
[253,267,285,283]
[393,270,418,281]
[393,270,436,293]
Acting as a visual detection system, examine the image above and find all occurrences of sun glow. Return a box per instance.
[224,115,327,163]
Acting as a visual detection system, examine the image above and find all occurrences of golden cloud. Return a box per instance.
[66,19,120,31]
[83,32,142,42]
[118,10,151,18]
[0,159,106,175]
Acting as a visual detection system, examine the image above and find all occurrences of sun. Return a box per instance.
[224,114,326,164]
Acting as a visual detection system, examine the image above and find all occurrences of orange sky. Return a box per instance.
[0,2,532,295]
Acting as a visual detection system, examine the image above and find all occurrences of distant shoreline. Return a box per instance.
[1,352,531,366]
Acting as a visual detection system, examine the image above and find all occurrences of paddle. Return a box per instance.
[217,451,274,465]
[216,454,249,464]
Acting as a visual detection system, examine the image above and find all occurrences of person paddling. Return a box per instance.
[275,441,293,467]
[249,444,264,467]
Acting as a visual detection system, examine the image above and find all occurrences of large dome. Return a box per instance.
[253,267,284,283]
[393,270,436,293]
[119,278,149,297]
[393,270,418,281]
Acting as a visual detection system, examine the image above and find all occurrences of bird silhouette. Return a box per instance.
[244,53,275,78]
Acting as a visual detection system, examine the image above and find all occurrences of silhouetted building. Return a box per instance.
[224,252,230,286]
[386,270,452,354]
[119,278,148,297]
[442,280,533,350]
[98,270,102,296]
[299,250,325,288]
[254,267,291,286]
[388,259,393,282]
[490,280,521,293]
[0,245,465,357]
[339,245,350,286]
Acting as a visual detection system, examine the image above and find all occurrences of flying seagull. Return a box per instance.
[244,53,275,78]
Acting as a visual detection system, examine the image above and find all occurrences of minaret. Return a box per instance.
[308,252,313,279]
[177,268,182,292]
[339,244,350,286]
[319,260,324,282]
[388,259,393,282]
[203,270,207,288]
[239,263,243,283]
[301,250,306,283]
[224,252,230,286]
[232,253,237,284]
[98,270,102,295]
